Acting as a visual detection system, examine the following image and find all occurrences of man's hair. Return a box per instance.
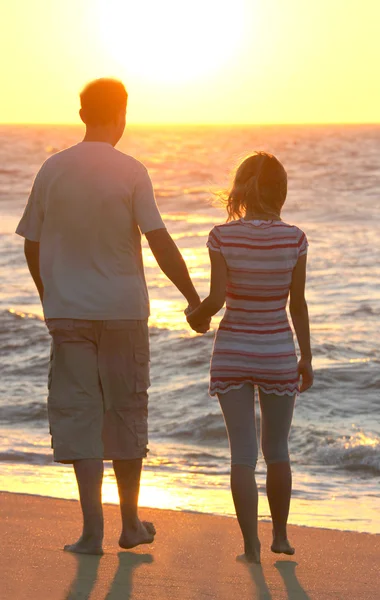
[80,78,128,126]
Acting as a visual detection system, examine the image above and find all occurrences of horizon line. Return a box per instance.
[1,121,380,127]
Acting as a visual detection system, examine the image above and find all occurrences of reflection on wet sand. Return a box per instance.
[65,554,101,600]
[65,552,153,600]
[243,563,272,599]
[240,559,311,600]
[275,560,311,600]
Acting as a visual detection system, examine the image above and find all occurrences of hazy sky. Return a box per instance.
[1,0,379,124]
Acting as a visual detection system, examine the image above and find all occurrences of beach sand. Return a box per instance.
[1,492,379,599]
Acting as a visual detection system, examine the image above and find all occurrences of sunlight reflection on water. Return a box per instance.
[1,124,380,534]
[1,463,379,533]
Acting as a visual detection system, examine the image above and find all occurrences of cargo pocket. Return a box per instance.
[134,349,151,392]
[134,418,149,450]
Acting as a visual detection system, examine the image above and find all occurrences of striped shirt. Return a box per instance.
[207,218,308,396]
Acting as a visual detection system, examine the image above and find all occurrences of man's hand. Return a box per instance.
[184,303,200,317]
[185,308,211,334]
[298,358,314,393]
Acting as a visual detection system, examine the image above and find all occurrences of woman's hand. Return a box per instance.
[185,307,211,334]
[184,248,226,335]
[298,358,314,392]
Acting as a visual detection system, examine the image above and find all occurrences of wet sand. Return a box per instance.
[1,491,379,599]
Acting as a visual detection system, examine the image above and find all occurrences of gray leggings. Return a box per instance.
[217,384,295,469]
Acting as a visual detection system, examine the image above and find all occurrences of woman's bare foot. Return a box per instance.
[119,520,156,550]
[64,534,104,555]
[271,532,295,555]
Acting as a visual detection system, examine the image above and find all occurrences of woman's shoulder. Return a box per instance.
[273,220,307,237]
[275,221,309,255]
[273,219,301,229]
[213,219,306,235]
[207,221,242,252]
[209,220,244,234]
[212,220,241,228]
[209,220,307,242]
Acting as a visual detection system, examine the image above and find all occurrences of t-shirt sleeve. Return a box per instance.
[15,168,45,242]
[206,226,222,252]
[132,167,166,234]
[297,230,309,258]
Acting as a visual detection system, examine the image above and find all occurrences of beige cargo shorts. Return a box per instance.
[46,319,150,463]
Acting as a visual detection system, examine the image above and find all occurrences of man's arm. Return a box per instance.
[133,167,201,309]
[145,228,200,309]
[16,165,46,304]
[24,239,44,302]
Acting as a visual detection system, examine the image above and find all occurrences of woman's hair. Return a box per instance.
[224,152,287,222]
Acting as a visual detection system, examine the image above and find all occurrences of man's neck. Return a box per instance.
[82,127,116,146]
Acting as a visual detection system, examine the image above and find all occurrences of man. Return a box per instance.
[16,78,207,555]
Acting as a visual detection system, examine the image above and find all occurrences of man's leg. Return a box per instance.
[100,320,156,549]
[64,459,104,554]
[113,458,156,549]
[46,319,105,555]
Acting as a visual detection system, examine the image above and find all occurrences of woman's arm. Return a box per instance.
[186,249,228,330]
[289,254,313,392]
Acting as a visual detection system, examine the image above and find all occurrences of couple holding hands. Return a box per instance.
[17,78,313,564]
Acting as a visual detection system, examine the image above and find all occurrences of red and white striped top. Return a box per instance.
[207,218,308,396]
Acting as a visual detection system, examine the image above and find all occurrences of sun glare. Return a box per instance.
[96,0,246,83]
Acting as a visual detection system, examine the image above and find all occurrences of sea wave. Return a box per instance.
[165,412,226,443]
[0,450,53,465]
[312,431,380,475]
[0,401,47,424]
[344,304,380,317]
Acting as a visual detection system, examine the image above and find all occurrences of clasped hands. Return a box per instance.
[185,303,211,334]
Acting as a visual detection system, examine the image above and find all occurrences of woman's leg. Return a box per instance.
[258,390,295,554]
[218,384,260,563]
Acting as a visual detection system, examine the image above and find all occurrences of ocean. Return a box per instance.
[0,124,379,533]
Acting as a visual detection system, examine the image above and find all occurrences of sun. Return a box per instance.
[96,0,246,83]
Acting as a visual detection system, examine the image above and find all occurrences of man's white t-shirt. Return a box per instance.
[16,142,165,320]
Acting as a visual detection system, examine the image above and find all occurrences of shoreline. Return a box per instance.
[1,488,379,537]
[2,491,379,600]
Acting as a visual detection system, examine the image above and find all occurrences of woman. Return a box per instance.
[186,152,313,563]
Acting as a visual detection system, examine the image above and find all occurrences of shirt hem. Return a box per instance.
[43,313,150,321]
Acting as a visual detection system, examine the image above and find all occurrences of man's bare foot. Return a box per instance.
[271,533,295,555]
[237,539,261,564]
[237,551,261,564]
[119,520,156,550]
[63,534,104,555]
